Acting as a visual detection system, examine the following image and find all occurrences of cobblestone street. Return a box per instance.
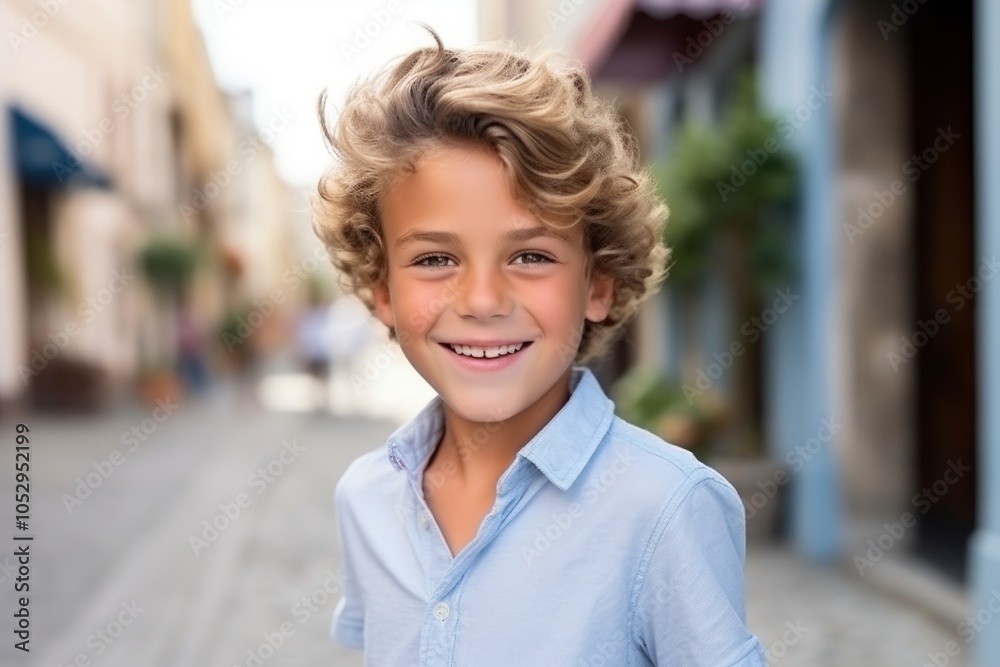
[0,364,973,666]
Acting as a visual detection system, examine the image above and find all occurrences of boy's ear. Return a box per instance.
[372,282,395,330]
[585,271,614,323]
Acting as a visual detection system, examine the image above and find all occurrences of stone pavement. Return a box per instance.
[0,359,976,666]
[745,545,971,666]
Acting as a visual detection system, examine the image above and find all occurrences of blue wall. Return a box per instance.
[969,0,1000,664]
[760,0,1000,663]
[758,0,842,561]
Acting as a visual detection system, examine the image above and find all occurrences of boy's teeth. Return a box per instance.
[449,342,525,358]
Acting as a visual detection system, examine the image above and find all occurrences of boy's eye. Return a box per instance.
[511,252,555,265]
[413,254,456,269]
[412,252,554,269]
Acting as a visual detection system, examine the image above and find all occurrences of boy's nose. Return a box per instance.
[455,265,513,320]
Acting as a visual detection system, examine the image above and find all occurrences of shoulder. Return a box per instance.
[603,415,738,492]
[333,444,398,513]
[598,415,743,520]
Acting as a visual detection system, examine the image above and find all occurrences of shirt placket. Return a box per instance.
[409,458,539,667]
[407,472,459,666]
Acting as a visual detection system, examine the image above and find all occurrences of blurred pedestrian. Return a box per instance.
[328,294,373,391]
[177,301,209,393]
[297,291,333,411]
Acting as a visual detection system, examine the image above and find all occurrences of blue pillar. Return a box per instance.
[758,0,842,561]
[969,0,1000,664]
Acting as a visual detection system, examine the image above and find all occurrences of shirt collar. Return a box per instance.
[386,365,616,492]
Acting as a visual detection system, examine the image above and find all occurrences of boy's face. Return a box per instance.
[372,142,614,425]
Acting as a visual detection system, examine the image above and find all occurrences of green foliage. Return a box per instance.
[611,366,722,460]
[25,232,64,295]
[137,236,203,296]
[655,69,798,295]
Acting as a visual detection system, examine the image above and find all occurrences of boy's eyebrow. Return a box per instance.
[395,226,572,249]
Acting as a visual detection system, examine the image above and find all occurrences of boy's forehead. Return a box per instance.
[390,218,578,250]
[381,144,581,243]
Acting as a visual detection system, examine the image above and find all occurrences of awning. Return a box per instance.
[8,105,113,189]
[573,0,762,83]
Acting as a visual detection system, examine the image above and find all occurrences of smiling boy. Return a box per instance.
[313,26,766,666]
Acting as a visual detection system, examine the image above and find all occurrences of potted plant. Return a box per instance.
[611,366,727,463]
[650,68,799,540]
[136,235,203,405]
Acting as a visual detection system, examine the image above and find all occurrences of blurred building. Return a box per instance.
[0,0,298,412]
[481,0,999,663]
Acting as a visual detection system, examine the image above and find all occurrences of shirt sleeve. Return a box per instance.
[631,472,767,666]
[330,474,365,648]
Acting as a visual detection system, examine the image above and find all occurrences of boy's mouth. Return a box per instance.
[439,341,533,359]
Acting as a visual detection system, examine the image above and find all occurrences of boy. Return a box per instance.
[313,25,767,666]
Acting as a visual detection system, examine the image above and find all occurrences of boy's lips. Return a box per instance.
[437,341,534,372]
[439,339,532,347]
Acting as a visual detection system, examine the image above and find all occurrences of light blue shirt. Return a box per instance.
[331,365,767,666]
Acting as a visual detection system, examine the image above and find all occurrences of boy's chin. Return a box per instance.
[437,391,522,425]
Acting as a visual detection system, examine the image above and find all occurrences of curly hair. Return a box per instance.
[312,24,670,365]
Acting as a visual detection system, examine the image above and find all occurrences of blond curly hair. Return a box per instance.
[312,25,670,365]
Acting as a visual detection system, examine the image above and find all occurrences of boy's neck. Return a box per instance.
[425,366,575,493]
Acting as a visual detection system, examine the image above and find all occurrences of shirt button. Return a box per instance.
[419,512,430,530]
[433,602,450,620]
